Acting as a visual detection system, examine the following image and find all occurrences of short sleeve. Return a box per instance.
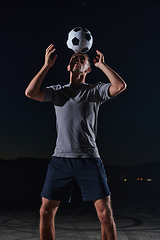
[41,87,54,102]
[97,82,114,104]
[41,84,61,102]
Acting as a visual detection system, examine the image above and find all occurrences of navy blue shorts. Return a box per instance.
[41,157,111,202]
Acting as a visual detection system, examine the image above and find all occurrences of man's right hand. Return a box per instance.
[44,44,57,68]
[25,44,57,102]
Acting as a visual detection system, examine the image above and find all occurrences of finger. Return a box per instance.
[96,50,101,54]
[46,44,55,52]
[47,49,56,58]
[96,50,103,57]
[48,48,56,55]
[53,54,58,62]
[47,44,54,49]
[93,58,99,65]
[93,58,97,64]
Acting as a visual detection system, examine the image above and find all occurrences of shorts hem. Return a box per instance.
[41,194,71,202]
[82,192,111,202]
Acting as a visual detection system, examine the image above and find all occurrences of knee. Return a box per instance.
[98,206,114,225]
[39,204,56,220]
[39,198,60,221]
[40,205,50,219]
[39,204,47,216]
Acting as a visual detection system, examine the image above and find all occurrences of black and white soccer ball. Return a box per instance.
[66,27,93,53]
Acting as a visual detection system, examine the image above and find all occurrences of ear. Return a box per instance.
[67,65,70,71]
[85,67,91,74]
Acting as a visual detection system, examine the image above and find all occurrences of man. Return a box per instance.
[25,44,127,240]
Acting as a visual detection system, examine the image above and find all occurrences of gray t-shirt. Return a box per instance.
[42,82,112,158]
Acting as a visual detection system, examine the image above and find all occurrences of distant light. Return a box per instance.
[147,179,152,182]
[124,179,127,182]
[137,178,139,180]
[121,175,124,177]
[140,178,143,181]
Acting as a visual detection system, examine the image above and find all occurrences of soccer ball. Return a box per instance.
[66,27,93,53]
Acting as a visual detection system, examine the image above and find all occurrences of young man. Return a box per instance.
[25,44,127,240]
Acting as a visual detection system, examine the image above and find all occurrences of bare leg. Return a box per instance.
[39,197,60,240]
[94,196,117,240]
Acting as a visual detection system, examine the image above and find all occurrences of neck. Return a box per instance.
[69,72,86,84]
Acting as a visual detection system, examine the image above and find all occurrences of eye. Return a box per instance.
[73,56,78,61]
[80,57,86,62]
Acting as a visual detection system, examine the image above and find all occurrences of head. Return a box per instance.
[67,53,91,75]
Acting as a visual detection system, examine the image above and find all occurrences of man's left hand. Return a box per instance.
[93,50,105,68]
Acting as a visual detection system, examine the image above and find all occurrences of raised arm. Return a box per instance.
[25,44,57,101]
[93,50,127,97]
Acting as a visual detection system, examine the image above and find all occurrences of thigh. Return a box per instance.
[41,157,76,202]
[75,158,111,201]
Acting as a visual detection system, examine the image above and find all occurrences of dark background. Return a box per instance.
[1,157,160,210]
[0,0,160,167]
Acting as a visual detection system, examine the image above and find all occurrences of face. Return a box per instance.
[68,54,90,73]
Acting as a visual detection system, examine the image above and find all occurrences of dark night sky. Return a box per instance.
[0,0,159,166]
